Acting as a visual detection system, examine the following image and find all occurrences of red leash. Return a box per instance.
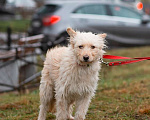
[101,55,150,66]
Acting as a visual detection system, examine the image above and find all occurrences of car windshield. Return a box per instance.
[73,4,107,15]
[109,5,142,19]
[121,0,136,2]
[37,5,60,15]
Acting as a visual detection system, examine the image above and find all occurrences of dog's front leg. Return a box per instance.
[56,95,68,120]
[74,96,91,120]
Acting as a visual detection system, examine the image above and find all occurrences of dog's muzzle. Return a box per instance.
[83,55,89,62]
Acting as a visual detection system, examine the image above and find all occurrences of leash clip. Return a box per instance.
[100,58,109,67]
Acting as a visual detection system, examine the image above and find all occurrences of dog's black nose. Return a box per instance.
[83,55,89,61]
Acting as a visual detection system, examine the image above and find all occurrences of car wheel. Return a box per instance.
[40,35,50,52]
[54,33,69,46]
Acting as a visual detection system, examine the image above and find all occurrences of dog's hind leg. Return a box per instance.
[49,97,56,113]
[38,80,54,120]
[68,104,74,120]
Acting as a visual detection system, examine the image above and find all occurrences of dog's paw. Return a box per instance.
[69,116,74,120]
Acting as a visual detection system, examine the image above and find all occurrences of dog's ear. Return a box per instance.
[98,33,107,39]
[98,33,107,50]
[66,27,76,37]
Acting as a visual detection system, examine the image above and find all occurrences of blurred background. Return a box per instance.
[0,0,150,119]
[0,0,150,49]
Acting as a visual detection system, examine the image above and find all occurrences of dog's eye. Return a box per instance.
[79,45,83,49]
[91,46,95,49]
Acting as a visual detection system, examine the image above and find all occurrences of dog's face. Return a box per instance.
[67,28,106,65]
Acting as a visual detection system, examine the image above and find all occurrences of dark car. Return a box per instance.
[28,1,150,49]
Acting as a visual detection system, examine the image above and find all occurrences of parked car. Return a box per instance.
[28,1,150,50]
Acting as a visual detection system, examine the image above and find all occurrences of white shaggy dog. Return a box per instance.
[38,28,106,120]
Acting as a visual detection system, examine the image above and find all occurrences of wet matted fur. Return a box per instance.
[38,28,107,120]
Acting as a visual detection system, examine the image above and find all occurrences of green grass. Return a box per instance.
[0,19,30,32]
[0,46,150,120]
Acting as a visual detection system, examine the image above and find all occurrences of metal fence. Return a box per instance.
[0,34,44,93]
